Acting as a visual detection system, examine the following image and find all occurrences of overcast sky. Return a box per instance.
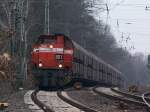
[94,0,150,55]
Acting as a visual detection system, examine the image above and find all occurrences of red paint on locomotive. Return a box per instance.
[31,34,73,70]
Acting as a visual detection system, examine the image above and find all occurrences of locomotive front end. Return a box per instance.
[31,34,73,70]
[31,34,74,87]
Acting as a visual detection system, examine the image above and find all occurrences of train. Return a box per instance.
[31,34,124,87]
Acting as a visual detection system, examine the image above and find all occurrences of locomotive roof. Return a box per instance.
[38,34,65,38]
[72,40,122,74]
[38,35,54,39]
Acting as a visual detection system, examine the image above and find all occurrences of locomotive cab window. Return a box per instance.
[43,38,56,44]
[36,36,56,44]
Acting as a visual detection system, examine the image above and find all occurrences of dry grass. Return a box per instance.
[0,53,14,81]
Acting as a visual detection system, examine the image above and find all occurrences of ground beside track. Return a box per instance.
[66,87,147,112]
[3,90,32,112]
[0,82,31,112]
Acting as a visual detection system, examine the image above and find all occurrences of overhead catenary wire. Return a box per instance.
[96,1,135,51]
[99,1,150,52]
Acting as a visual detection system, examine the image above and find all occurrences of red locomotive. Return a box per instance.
[31,34,124,87]
[32,35,73,70]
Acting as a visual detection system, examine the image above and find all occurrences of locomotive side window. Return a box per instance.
[36,38,42,44]
[65,37,73,49]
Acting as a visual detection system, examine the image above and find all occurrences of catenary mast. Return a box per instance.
[44,0,50,34]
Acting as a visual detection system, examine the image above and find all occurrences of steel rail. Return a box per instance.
[142,92,150,108]
[31,89,55,112]
[57,90,98,112]
[109,87,150,111]
[111,88,144,102]
[111,88,150,103]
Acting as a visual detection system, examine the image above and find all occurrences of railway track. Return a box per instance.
[24,89,54,112]
[93,87,150,110]
[142,92,150,108]
[24,87,150,112]
[31,89,54,112]
[25,89,98,112]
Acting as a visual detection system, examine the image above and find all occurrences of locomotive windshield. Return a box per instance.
[36,36,56,44]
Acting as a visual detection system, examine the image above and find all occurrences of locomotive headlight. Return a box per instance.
[50,45,53,48]
[39,63,43,67]
[59,64,63,68]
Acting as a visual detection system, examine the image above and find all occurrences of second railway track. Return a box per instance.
[93,87,150,111]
